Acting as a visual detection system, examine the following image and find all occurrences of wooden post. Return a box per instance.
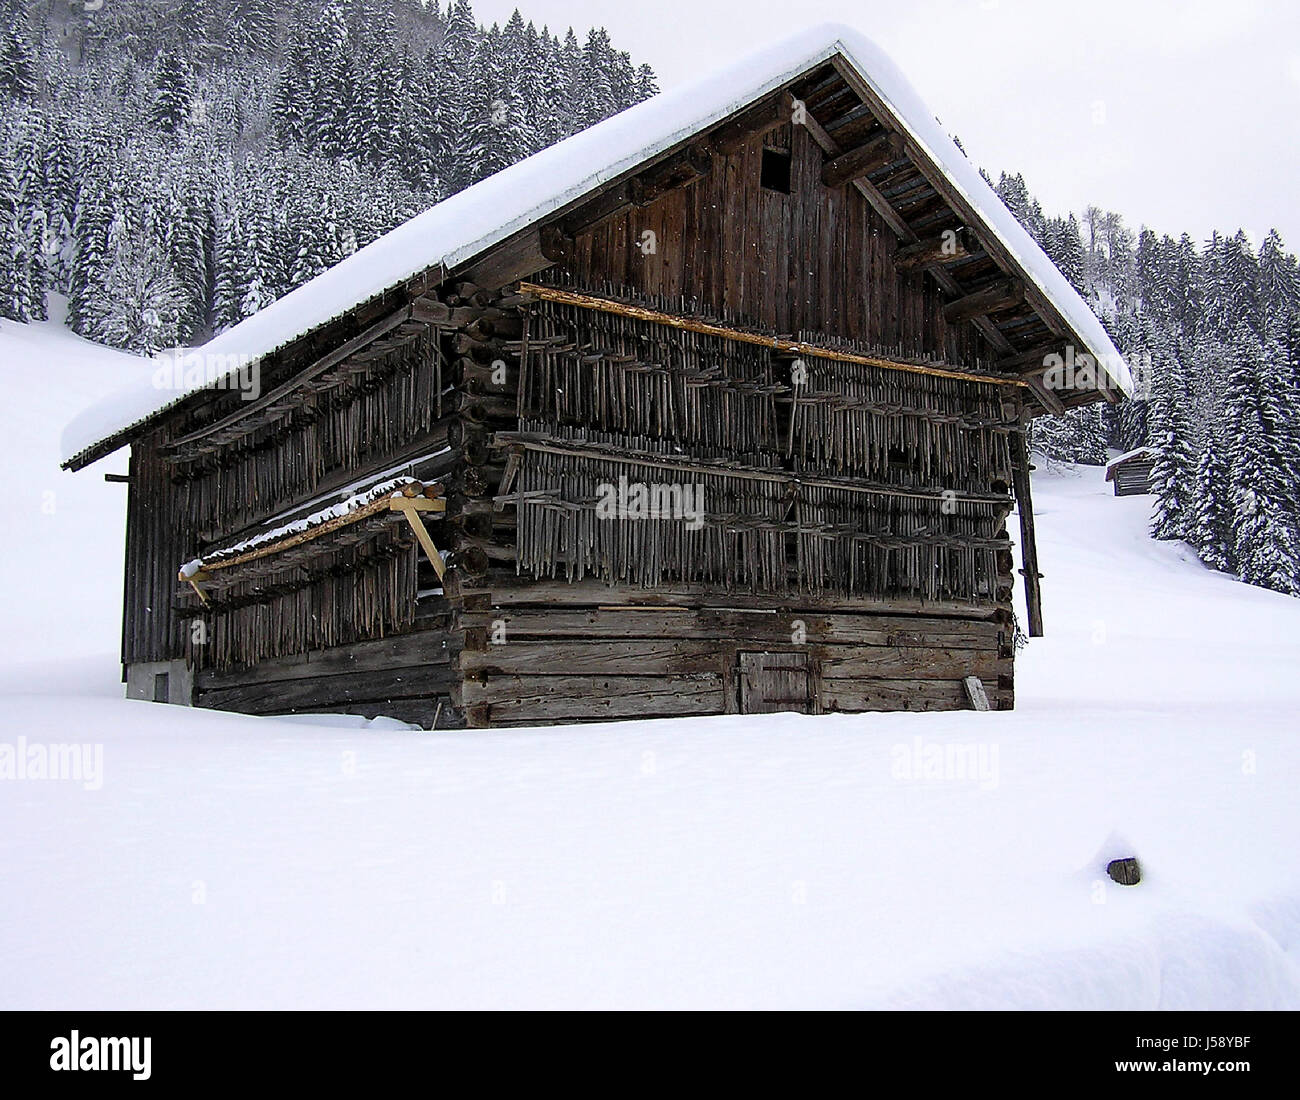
[390,497,447,581]
[1010,427,1044,637]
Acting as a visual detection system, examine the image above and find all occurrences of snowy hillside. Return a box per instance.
[2,317,1298,1009]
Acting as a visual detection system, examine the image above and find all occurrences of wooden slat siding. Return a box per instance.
[123,432,193,666]
[192,626,454,689]
[196,663,456,715]
[568,128,986,368]
[1111,461,1155,496]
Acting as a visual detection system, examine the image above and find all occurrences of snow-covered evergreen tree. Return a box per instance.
[1192,436,1236,573]
[1147,329,1196,542]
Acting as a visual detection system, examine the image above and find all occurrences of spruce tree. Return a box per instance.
[1192,437,1235,573]
[1148,328,1196,541]
[1222,322,1300,592]
[0,21,38,100]
[150,49,193,134]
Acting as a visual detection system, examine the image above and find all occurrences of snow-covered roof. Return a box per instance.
[1106,446,1159,472]
[62,22,1131,470]
[192,477,427,571]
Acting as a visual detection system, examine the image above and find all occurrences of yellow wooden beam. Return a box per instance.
[518,282,1026,388]
[390,498,446,580]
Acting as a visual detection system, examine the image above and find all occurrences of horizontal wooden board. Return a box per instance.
[196,664,456,715]
[454,607,1004,648]
[460,673,725,722]
[819,647,1006,681]
[821,677,1007,712]
[459,639,722,676]
[195,629,454,690]
[458,574,1005,618]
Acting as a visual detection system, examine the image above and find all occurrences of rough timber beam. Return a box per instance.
[1025,373,1066,415]
[999,343,1065,374]
[627,142,713,207]
[894,227,979,271]
[710,90,791,153]
[391,497,447,581]
[517,282,1027,388]
[942,279,1025,325]
[1010,427,1045,636]
[821,131,905,188]
[539,224,574,264]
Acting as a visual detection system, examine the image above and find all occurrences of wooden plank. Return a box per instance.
[460,674,724,722]
[821,677,1004,713]
[194,629,453,690]
[1010,428,1044,636]
[459,639,721,677]
[196,663,455,714]
[455,574,1008,618]
[453,607,1003,647]
[820,647,1004,681]
[392,498,447,581]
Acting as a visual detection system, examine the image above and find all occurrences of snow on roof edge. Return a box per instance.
[62,21,1130,469]
[1106,446,1160,470]
[825,28,1131,399]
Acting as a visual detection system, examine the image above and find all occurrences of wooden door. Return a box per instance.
[739,651,813,714]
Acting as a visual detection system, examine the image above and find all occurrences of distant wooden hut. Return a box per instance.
[62,26,1130,727]
[1106,448,1158,496]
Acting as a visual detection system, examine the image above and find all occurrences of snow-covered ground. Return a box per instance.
[1,312,1297,1009]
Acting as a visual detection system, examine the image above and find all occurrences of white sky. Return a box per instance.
[469,0,1300,249]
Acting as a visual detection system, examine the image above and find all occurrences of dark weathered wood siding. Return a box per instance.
[119,67,1046,726]
[570,124,986,365]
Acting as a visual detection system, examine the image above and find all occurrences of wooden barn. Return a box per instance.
[62,25,1130,728]
[1106,447,1159,496]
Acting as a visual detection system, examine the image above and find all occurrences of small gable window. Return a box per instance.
[760,148,791,194]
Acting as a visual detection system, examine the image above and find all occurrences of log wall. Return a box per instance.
[121,106,1034,724]
[452,603,1014,726]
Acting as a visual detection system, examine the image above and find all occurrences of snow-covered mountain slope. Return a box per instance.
[1,317,1297,1009]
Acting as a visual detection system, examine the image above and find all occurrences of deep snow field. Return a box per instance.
[1,308,1298,1009]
